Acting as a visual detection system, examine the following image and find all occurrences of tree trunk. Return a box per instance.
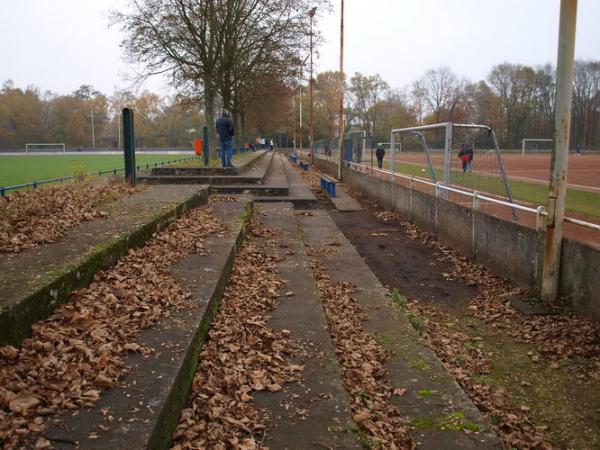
[205,87,217,156]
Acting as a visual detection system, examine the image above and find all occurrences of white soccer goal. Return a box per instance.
[521,139,552,155]
[25,143,66,153]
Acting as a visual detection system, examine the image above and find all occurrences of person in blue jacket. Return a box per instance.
[216,110,235,167]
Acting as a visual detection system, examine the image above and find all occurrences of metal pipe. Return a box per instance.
[541,0,578,301]
[309,7,316,164]
[337,0,345,180]
[443,122,452,195]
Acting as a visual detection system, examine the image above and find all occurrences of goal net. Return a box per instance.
[388,123,518,221]
[521,139,552,155]
[25,143,66,153]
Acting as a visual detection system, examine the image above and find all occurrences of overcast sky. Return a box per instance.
[1,0,599,96]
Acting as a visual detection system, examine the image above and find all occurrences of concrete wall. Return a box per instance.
[313,156,600,321]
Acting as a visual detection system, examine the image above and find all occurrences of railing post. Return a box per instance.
[0,187,4,197]
[122,107,136,184]
[536,206,547,232]
[472,191,479,257]
[472,191,480,211]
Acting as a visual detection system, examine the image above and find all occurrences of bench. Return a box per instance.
[319,174,338,197]
[298,159,310,171]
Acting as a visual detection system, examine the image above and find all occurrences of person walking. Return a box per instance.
[375,145,385,170]
[575,143,582,156]
[216,110,235,167]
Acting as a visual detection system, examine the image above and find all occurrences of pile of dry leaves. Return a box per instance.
[0,205,225,449]
[171,218,305,450]
[308,257,413,450]
[0,179,138,254]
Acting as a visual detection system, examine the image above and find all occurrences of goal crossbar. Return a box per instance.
[25,143,66,153]
[521,139,552,155]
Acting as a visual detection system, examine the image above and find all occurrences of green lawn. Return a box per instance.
[382,161,600,219]
[0,154,196,187]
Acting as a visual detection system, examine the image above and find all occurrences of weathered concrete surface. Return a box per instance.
[139,151,271,185]
[253,203,360,449]
[45,199,251,450]
[297,210,502,450]
[254,154,317,208]
[0,185,209,346]
[310,156,600,322]
[330,189,363,212]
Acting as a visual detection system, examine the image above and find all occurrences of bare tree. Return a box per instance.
[114,0,329,150]
[412,66,467,123]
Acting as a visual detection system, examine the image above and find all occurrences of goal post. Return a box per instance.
[25,143,66,154]
[521,139,552,155]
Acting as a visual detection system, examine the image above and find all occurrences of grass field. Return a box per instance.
[383,161,600,219]
[0,154,196,187]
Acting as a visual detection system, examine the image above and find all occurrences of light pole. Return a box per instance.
[337,0,345,179]
[541,0,578,301]
[90,104,96,149]
[309,7,317,164]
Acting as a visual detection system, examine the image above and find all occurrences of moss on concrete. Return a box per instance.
[0,188,209,347]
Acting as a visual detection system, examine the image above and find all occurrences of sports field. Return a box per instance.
[0,154,194,187]
[380,153,600,219]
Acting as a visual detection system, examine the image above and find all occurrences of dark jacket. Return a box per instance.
[216,115,235,141]
[375,147,385,160]
[458,146,473,161]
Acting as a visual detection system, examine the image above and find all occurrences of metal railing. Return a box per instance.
[342,160,600,233]
[0,156,200,197]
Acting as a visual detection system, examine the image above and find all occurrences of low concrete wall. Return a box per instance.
[313,156,600,321]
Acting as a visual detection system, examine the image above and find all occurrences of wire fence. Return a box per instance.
[0,156,200,197]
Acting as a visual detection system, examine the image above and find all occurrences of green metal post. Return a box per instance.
[203,126,209,166]
[123,108,136,184]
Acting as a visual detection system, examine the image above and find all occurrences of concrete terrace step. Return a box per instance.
[0,185,210,347]
[137,151,272,186]
[253,202,361,449]
[254,154,317,208]
[296,210,502,450]
[45,199,252,449]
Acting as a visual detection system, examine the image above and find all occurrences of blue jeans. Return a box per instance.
[220,139,233,167]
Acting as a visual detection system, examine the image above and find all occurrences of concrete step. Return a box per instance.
[229,202,361,449]
[44,200,252,449]
[212,185,289,195]
[296,210,502,450]
[255,154,317,208]
[0,185,210,347]
[138,151,272,186]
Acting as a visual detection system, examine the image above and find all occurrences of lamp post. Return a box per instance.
[308,6,317,164]
[90,104,96,149]
[541,0,578,301]
[337,0,345,179]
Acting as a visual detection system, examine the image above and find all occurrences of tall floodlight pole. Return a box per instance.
[541,0,578,301]
[299,86,303,152]
[309,7,317,164]
[337,0,345,179]
[90,104,96,149]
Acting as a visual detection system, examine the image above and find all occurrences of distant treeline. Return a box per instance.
[0,82,204,149]
[295,60,600,149]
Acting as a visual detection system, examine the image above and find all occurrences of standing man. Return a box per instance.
[216,110,235,167]
[375,145,385,170]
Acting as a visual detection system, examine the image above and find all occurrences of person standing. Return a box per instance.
[216,110,235,167]
[375,145,385,170]
[458,144,473,173]
[575,143,582,156]
[269,139,274,151]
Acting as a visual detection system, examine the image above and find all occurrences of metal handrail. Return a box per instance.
[0,156,199,196]
[342,160,600,233]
